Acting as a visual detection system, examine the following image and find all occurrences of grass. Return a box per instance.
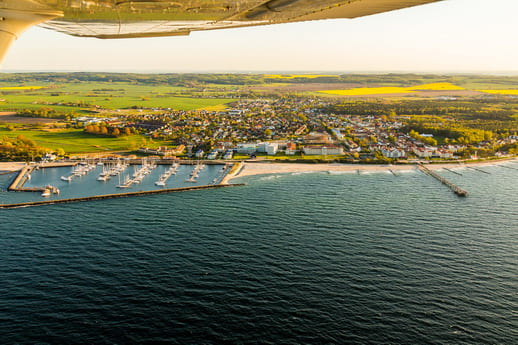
[0,127,164,154]
[0,82,236,113]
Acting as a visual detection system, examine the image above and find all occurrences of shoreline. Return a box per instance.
[224,157,518,182]
[1,157,517,183]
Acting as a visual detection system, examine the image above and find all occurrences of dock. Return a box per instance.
[155,163,179,186]
[418,164,468,197]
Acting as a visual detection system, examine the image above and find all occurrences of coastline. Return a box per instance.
[1,157,517,184]
[224,157,518,182]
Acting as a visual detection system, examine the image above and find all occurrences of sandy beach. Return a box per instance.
[223,158,518,183]
[0,162,27,172]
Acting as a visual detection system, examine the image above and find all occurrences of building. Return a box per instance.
[285,142,297,155]
[304,132,332,144]
[413,147,434,158]
[195,149,204,158]
[207,150,218,160]
[256,142,279,155]
[236,143,257,154]
[381,147,406,159]
[303,145,344,155]
[223,150,233,160]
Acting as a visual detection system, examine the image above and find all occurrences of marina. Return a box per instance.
[1,160,235,206]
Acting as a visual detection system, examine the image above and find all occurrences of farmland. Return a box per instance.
[0,81,236,114]
[0,72,517,159]
[318,82,466,96]
[478,89,518,96]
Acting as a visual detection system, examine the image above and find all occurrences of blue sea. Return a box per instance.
[0,163,517,344]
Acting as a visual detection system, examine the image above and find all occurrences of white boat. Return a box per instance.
[61,176,72,182]
[41,189,51,197]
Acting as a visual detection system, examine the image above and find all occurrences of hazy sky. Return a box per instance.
[3,0,518,73]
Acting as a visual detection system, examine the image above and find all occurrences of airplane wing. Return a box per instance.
[0,0,443,61]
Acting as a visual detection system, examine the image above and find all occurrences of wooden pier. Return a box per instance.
[418,164,468,197]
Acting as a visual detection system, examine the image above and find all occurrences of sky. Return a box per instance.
[3,0,518,73]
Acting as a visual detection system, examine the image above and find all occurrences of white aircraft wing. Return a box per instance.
[0,0,443,61]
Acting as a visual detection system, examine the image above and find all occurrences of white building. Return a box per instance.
[381,147,406,158]
[207,150,218,160]
[256,142,279,155]
[266,143,278,155]
[195,149,204,158]
[413,147,434,158]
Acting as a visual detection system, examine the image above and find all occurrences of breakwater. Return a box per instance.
[8,166,34,191]
[0,183,245,209]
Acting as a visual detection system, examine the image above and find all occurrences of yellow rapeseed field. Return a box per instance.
[319,82,465,96]
[0,86,45,90]
[407,82,464,91]
[478,89,518,95]
[319,87,414,96]
[265,74,336,79]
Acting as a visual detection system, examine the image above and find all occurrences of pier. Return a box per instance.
[155,163,179,186]
[388,169,398,176]
[499,165,518,171]
[443,167,463,176]
[0,184,245,209]
[467,166,490,174]
[418,164,468,197]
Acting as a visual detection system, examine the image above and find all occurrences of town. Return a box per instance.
[70,96,518,163]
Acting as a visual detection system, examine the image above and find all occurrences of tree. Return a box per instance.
[100,126,108,135]
[112,128,120,137]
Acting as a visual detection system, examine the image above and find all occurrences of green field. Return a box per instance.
[0,82,236,113]
[0,127,163,154]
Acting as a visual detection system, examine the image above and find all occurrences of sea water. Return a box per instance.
[0,164,516,344]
